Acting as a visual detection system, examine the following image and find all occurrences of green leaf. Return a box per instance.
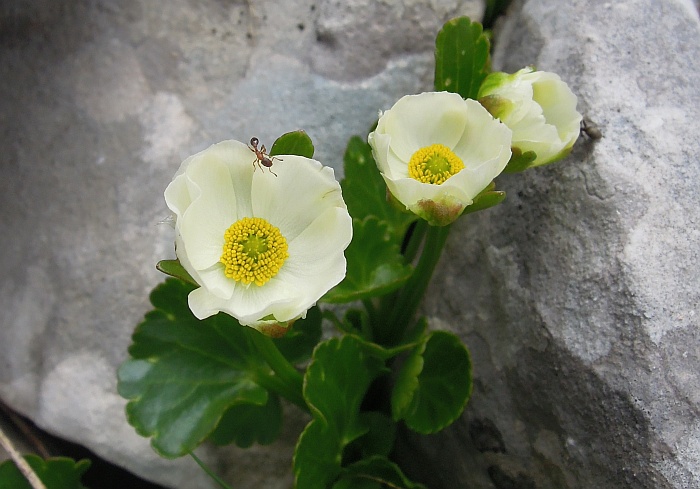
[391,331,472,434]
[209,394,282,448]
[323,217,413,303]
[340,136,416,239]
[0,456,91,489]
[461,181,506,215]
[304,337,385,437]
[503,148,538,173]
[434,16,490,99]
[293,420,342,489]
[333,456,426,489]
[117,279,272,458]
[156,260,198,286]
[269,130,315,158]
[294,337,385,489]
[273,306,322,364]
[350,412,396,458]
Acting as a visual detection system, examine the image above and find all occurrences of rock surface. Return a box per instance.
[0,0,483,488]
[400,1,700,488]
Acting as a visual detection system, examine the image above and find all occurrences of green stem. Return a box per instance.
[190,452,234,489]
[250,331,307,411]
[380,224,452,345]
[403,220,428,264]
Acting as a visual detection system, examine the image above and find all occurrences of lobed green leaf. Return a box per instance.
[0,456,91,489]
[503,148,538,173]
[209,394,282,448]
[391,331,472,434]
[117,279,274,458]
[434,17,491,99]
[323,217,413,303]
[294,337,385,489]
[333,456,426,489]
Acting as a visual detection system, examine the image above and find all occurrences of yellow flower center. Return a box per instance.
[408,144,465,185]
[220,217,289,286]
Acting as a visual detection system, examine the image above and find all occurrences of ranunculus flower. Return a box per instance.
[478,67,582,169]
[368,92,512,226]
[164,140,352,334]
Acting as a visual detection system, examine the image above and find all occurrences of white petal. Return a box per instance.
[379,92,469,162]
[251,155,346,242]
[178,156,238,270]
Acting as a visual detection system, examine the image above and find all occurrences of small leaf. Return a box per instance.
[273,306,323,364]
[323,217,413,303]
[210,394,282,448]
[0,456,91,489]
[270,130,314,158]
[156,259,197,286]
[333,456,427,489]
[351,412,396,458]
[392,331,472,434]
[503,148,538,173]
[304,337,385,438]
[293,420,343,489]
[117,279,272,458]
[462,181,506,215]
[434,17,490,99]
[294,337,385,489]
[341,136,416,239]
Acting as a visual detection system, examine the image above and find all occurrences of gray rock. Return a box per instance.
[398,0,700,488]
[0,0,483,488]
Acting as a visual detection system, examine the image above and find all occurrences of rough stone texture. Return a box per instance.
[0,0,483,488]
[398,1,700,488]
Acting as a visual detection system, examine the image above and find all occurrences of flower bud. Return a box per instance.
[479,67,582,170]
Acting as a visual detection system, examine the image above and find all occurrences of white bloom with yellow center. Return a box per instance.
[368,91,512,226]
[164,140,352,332]
[478,67,582,168]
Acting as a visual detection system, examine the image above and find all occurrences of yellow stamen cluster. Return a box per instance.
[220,217,289,286]
[408,144,465,185]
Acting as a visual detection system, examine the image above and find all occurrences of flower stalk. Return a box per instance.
[250,331,307,411]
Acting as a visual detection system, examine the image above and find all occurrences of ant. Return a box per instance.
[248,137,282,176]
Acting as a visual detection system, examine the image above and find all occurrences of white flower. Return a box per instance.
[368,92,512,226]
[164,140,352,334]
[478,67,582,169]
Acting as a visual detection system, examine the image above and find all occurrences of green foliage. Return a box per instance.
[209,394,282,448]
[434,16,491,99]
[0,456,91,489]
[294,337,385,489]
[273,306,323,364]
[117,279,277,458]
[156,259,197,286]
[503,148,538,173]
[323,217,413,303]
[392,331,472,434]
[333,456,427,489]
[462,181,506,215]
[270,130,315,158]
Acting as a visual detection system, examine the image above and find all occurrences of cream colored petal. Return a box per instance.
[452,99,512,171]
[178,156,238,270]
[250,156,345,242]
[267,207,352,320]
[379,92,469,162]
